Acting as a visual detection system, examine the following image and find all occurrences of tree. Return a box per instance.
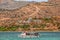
[20,24,30,31]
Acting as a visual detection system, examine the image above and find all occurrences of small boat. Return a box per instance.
[18,32,39,38]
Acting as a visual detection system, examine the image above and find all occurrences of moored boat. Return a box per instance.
[18,32,39,38]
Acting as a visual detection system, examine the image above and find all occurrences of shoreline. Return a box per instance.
[0,31,60,32]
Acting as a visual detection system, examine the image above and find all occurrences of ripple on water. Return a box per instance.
[0,32,60,40]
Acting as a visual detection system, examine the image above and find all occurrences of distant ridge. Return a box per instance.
[0,1,36,10]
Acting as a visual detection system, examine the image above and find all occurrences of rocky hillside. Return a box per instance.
[0,0,34,10]
[48,0,60,4]
[0,2,60,26]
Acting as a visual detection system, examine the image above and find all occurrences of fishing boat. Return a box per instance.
[18,32,39,38]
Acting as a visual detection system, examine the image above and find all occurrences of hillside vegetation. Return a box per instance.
[0,1,60,31]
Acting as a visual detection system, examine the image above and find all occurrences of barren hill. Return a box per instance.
[0,1,60,27]
[0,0,34,10]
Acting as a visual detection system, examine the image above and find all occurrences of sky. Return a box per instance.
[14,0,48,2]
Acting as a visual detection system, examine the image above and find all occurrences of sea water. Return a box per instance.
[0,32,60,40]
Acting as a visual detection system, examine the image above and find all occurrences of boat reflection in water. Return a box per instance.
[18,32,39,38]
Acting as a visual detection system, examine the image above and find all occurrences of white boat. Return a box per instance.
[18,32,39,38]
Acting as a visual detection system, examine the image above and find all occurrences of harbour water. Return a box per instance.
[0,32,60,40]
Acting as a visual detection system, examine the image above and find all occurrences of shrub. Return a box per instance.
[40,24,46,28]
[20,24,30,29]
[33,25,39,28]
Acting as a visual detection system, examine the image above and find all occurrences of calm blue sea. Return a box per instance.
[0,32,60,40]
